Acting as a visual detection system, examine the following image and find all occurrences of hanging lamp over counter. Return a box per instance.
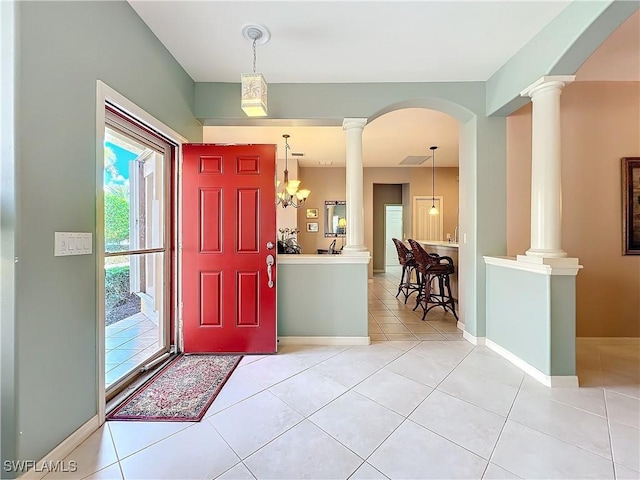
[429,145,439,215]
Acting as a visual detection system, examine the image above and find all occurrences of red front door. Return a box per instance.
[182,144,277,353]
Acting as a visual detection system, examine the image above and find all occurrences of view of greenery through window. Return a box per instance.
[104,140,137,324]
[104,142,135,253]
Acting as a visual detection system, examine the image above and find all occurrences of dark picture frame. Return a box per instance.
[623,157,640,255]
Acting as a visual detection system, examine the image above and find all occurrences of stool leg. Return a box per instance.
[445,275,458,320]
[396,265,407,298]
[421,275,434,321]
[413,271,425,312]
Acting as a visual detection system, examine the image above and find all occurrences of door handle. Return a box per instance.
[266,241,275,250]
[266,254,275,288]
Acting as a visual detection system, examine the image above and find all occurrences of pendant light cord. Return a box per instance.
[252,39,257,73]
[431,146,437,206]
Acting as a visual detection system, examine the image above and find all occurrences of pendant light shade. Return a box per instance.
[241,25,269,117]
[429,145,439,216]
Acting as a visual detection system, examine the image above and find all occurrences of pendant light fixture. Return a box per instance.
[429,145,439,215]
[276,134,310,208]
[241,24,269,117]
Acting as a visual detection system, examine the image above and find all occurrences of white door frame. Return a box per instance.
[95,81,187,425]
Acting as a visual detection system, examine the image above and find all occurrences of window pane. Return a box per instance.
[104,127,165,252]
[105,252,166,389]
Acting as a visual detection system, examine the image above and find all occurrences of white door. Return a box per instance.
[385,205,403,266]
[413,196,443,241]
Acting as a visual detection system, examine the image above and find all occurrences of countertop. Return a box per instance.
[414,240,459,248]
[277,253,370,264]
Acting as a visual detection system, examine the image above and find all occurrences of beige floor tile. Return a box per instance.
[369,333,388,341]
[384,333,418,341]
[379,323,411,334]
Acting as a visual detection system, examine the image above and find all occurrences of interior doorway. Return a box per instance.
[384,205,403,269]
[373,184,403,273]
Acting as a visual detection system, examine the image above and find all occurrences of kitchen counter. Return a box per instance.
[414,240,459,248]
[277,254,369,264]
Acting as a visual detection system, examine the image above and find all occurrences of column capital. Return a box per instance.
[342,118,368,131]
[520,75,575,99]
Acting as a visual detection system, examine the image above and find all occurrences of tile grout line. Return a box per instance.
[482,370,527,479]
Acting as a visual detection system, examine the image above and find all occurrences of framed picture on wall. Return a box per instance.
[306,208,319,219]
[623,157,640,255]
[306,222,319,233]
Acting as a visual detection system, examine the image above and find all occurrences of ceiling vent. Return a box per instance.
[399,155,431,166]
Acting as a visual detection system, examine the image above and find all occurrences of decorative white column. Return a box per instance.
[342,118,369,255]
[520,75,574,259]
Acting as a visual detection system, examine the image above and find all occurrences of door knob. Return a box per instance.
[266,241,275,250]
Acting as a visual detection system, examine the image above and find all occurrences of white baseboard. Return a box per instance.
[462,330,486,346]
[20,415,100,480]
[456,321,465,331]
[485,339,579,388]
[278,336,370,346]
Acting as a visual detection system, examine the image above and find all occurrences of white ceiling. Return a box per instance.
[128,1,571,83]
[129,1,636,167]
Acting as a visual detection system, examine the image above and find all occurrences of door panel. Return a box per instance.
[183,144,277,353]
[413,196,443,241]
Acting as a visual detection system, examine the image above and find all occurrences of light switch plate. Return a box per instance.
[55,232,92,256]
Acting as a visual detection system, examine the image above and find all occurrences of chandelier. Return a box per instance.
[241,24,269,117]
[276,134,310,208]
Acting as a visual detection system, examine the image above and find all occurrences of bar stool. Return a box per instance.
[407,238,458,321]
[392,238,421,303]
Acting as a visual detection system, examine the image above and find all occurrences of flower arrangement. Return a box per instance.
[278,228,302,254]
[279,227,300,241]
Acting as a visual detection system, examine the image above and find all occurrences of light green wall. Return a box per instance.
[486,264,577,377]
[550,276,577,376]
[277,263,368,337]
[486,0,638,116]
[486,265,551,373]
[7,0,201,468]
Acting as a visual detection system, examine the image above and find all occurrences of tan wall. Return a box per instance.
[507,81,640,337]
[296,168,347,253]
[372,184,403,271]
[297,166,459,270]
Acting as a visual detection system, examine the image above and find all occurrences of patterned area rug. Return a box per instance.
[107,354,241,422]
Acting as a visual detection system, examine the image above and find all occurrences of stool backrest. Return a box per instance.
[392,238,414,266]
[407,239,437,272]
[408,238,455,275]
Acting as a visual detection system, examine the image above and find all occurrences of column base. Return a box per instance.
[525,248,567,258]
[516,255,582,275]
[342,246,370,257]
